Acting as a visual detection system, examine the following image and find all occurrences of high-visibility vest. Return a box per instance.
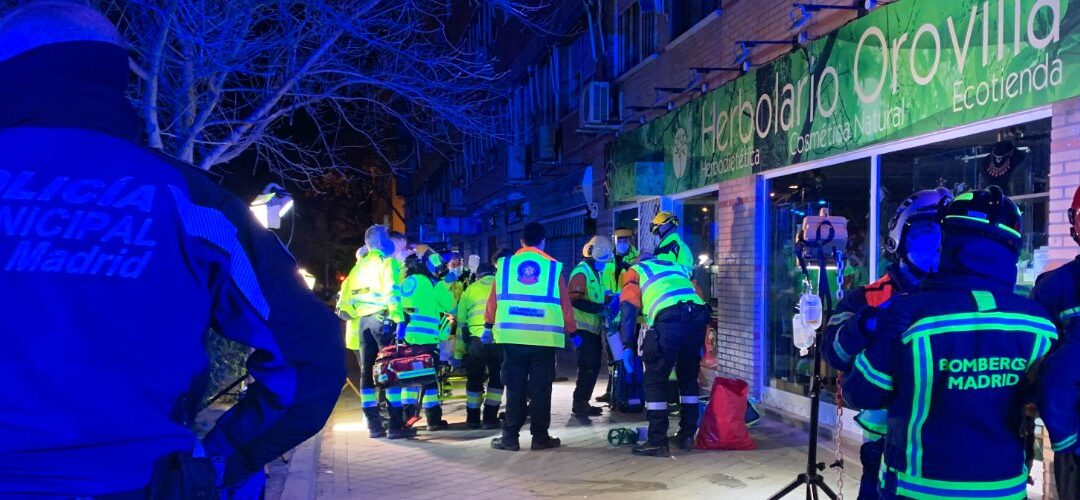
[655,233,693,273]
[570,261,606,334]
[337,250,403,349]
[635,259,704,326]
[401,274,454,345]
[458,275,494,334]
[493,252,566,347]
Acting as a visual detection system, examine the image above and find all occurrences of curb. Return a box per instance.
[279,431,322,500]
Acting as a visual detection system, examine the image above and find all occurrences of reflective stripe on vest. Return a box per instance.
[463,276,494,332]
[402,275,445,345]
[494,254,565,347]
[351,253,399,316]
[571,261,603,334]
[635,260,703,325]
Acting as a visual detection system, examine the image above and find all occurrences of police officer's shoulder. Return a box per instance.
[151,149,224,185]
[150,148,239,210]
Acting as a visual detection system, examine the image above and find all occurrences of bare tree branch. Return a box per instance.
[72,0,556,185]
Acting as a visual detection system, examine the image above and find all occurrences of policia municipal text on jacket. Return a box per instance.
[456,263,504,429]
[619,255,708,457]
[843,187,1056,500]
[337,225,407,438]
[485,222,577,452]
[821,188,951,500]
[1032,185,1080,499]
[0,4,345,496]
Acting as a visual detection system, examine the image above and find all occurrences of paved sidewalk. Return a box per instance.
[312,377,862,499]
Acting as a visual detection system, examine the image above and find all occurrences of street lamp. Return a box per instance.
[249,183,293,229]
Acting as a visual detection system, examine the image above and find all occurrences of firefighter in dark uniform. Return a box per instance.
[844,187,1056,500]
[822,188,951,499]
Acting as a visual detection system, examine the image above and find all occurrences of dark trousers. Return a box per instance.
[357,314,388,391]
[1055,448,1080,500]
[501,344,556,442]
[572,332,602,403]
[357,314,400,431]
[643,303,707,446]
[466,338,504,395]
[859,438,884,500]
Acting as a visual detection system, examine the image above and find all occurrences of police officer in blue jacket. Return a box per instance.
[822,188,950,500]
[843,187,1056,500]
[0,3,345,496]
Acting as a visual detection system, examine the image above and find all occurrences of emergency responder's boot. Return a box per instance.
[673,431,695,451]
[531,436,561,451]
[482,405,501,430]
[363,407,384,438]
[677,402,699,449]
[572,400,603,418]
[631,442,670,457]
[425,407,449,431]
[387,428,416,439]
[466,408,482,429]
[490,437,520,451]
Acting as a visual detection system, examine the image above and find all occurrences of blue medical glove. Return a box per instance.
[449,358,462,369]
[572,334,582,349]
[480,327,494,345]
[622,348,635,374]
[395,322,407,343]
[609,294,622,317]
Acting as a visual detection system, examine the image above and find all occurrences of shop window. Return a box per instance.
[766,159,871,400]
[668,0,720,40]
[878,119,1050,294]
[616,1,657,76]
[673,193,718,301]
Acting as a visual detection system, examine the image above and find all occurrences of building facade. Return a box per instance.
[405,1,1080,488]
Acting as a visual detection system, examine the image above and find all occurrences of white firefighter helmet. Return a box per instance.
[885,188,953,255]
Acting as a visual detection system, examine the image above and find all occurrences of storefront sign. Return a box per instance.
[610,0,1079,202]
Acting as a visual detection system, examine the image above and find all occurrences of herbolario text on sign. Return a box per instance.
[609,0,1077,203]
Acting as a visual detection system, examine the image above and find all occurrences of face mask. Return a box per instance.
[904,222,943,275]
[592,260,608,272]
[616,242,630,255]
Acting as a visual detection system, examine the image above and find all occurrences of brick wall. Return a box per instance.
[712,175,761,395]
[1047,96,1080,269]
[615,0,856,127]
